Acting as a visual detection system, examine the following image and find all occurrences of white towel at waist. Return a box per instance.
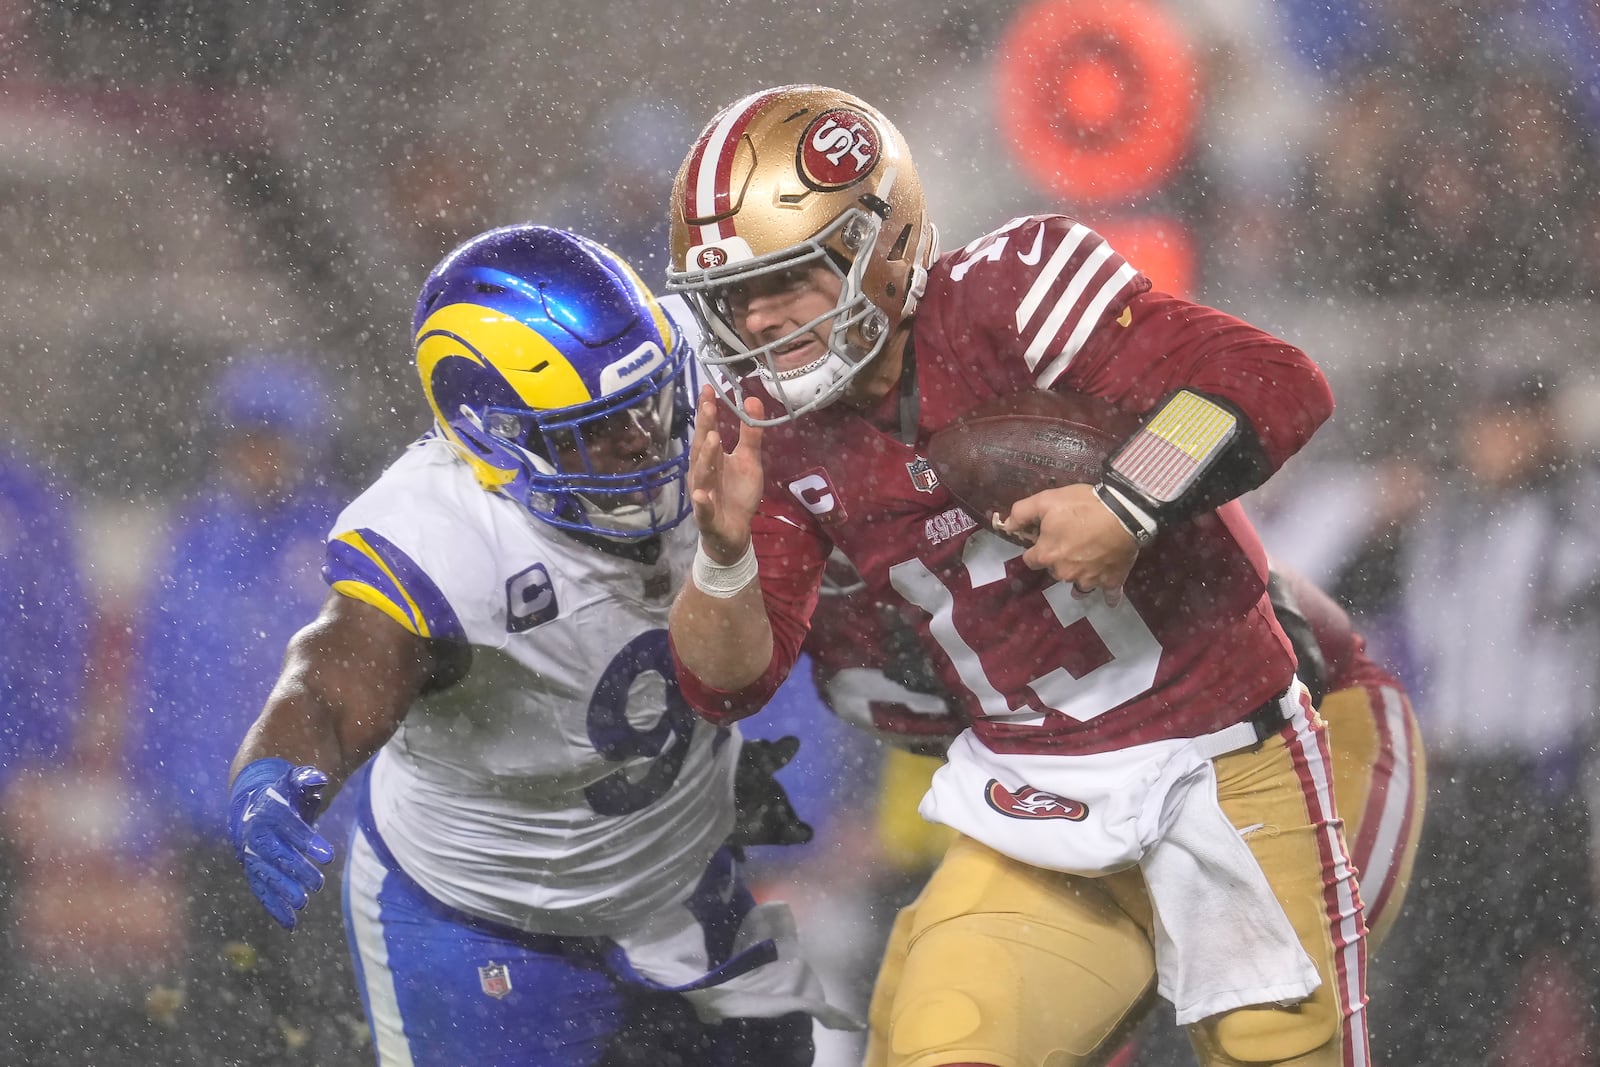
[919,688,1319,1024]
[1142,752,1320,1023]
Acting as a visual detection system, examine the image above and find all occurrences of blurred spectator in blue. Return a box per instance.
[1280,0,1600,134]
[1293,3,1599,299]
[133,352,352,844]
[1373,367,1600,1061]
[128,351,367,1065]
[0,446,89,791]
[0,446,90,1064]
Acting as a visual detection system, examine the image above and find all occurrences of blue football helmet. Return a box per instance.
[414,225,693,540]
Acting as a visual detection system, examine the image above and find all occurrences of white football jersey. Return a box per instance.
[324,436,737,935]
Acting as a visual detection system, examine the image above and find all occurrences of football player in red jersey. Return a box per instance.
[663,85,1365,1067]
[802,556,1426,1065]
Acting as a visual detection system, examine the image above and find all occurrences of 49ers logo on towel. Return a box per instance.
[985,779,1088,821]
[798,108,880,190]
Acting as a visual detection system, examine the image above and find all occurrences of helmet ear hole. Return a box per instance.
[860,311,886,342]
[841,214,873,251]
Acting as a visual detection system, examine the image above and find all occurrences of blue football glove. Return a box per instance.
[228,757,335,930]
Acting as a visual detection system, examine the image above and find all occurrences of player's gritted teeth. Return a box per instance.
[767,332,828,375]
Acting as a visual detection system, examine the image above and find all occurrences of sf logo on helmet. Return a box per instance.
[696,246,728,269]
[799,108,881,190]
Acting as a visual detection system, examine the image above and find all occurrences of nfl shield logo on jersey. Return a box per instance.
[906,457,940,493]
[479,961,513,999]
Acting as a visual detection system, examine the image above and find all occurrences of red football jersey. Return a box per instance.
[682,215,1334,755]
[805,562,969,748]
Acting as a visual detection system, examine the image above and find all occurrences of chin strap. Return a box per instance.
[901,219,940,319]
[895,335,920,446]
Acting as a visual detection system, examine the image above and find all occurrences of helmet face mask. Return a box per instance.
[684,208,894,420]
[472,362,688,537]
[415,226,693,541]
[667,85,938,426]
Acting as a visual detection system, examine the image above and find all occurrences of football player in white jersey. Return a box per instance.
[225,225,852,1066]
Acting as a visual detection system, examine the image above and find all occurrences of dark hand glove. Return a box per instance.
[228,757,335,930]
[731,736,814,847]
[1266,568,1329,706]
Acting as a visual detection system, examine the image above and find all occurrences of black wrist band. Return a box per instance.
[1094,482,1157,547]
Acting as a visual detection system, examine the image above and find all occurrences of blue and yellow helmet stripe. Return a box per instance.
[416,300,596,492]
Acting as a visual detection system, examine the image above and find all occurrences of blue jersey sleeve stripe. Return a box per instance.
[352,528,468,642]
[324,537,426,635]
[323,530,467,642]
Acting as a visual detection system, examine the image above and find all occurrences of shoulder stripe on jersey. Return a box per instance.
[1023,240,1113,370]
[1016,222,1089,333]
[685,88,785,245]
[323,529,466,642]
[1035,260,1140,389]
[1012,221,1140,384]
[1024,243,1113,374]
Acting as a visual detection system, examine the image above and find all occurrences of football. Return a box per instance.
[926,389,1139,538]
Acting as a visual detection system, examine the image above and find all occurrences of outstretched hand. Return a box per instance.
[228,758,335,930]
[997,483,1139,605]
[688,385,767,563]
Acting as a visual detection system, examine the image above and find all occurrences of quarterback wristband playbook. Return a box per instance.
[1101,389,1270,531]
[692,541,759,598]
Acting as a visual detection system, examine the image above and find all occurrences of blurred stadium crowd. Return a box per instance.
[4,0,1600,1063]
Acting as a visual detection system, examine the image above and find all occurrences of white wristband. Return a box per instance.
[692,541,759,598]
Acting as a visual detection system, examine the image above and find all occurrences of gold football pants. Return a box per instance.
[1319,680,1425,951]
[865,716,1368,1067]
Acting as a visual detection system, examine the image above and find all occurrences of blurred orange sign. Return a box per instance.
[996,0,1198,204]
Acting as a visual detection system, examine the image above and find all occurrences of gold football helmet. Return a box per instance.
[666,84,938,425]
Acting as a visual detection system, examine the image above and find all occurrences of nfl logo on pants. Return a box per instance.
[479,962,513,999]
